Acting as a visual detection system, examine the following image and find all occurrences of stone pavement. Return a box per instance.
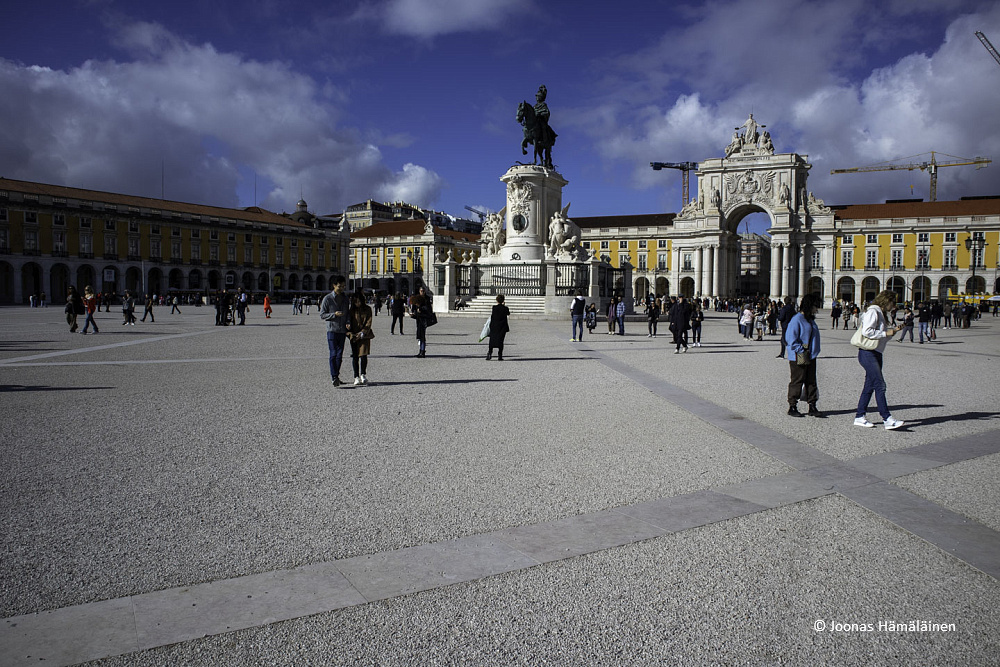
[1,304,998,666]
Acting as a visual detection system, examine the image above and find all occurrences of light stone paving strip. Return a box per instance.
[3,431,998,667]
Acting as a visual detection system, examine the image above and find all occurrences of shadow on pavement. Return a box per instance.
[1,385,115,392]
[364,378,519,386]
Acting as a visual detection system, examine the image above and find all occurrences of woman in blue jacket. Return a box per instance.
[785,294,822,417]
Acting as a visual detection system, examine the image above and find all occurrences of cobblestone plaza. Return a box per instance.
[2,306,999,665]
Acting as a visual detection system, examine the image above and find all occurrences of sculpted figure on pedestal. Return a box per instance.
[546,204,586,260]
[479,207,507,257]
[517,85,557,168]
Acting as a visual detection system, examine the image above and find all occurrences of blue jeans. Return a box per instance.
[81,311,98,333]
[571,314,584,339]
[919,322,931,342]
[856,349,890,420]
[616,315,625,335]
[327,332,347,380]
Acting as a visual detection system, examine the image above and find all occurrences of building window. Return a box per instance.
[172,240,182,259]
[24,229,39,251]
[106,219,116,231]
[0,208,7,222]
[25,211,38,223]
[917,248,929,269]
[227,246,236,262]
[973,231,985,240]
[891,249,903,269]
[0,228,8,251]
[128,220,139,233]
[171,227,180,237]
[318,253,325,267]
[388,257,395,273]
[244,246,253,264]
[53,231,67,252]
[276,237,283,246]
[619,240,628,250]
[866,249,878,269]
[226,232,234,242]
[276,249,283,264]
[658,253,667,270]
[210,245,219,262]
[151,224,160,235]
[944,232,956,243]
[866,234,878,244]
[104,234,117,255]
[245,233,253,243]
[919,232,930,243]
[841,235,852,245]
[150,239,160,258]
[944,248,956,268]
[891,233,903,244]
[637,254,647,270]
[290,250,297,266]
[210,230,219,241]
[80,216,91,228]
[80,235,92,255]
[658,239,667,248]
[370,258,377,273]
[638,240,647,249]
[841,250,853,269]
[261,235,268,246]
[400,258,407,272]
[191,229,200,239]
[349,258,355,273]
[54,213,66,226]
[811,251,822,269]
[191,244,201,261]
[600,241,609,250]
[682,253,693,271]
[128,237,140,257]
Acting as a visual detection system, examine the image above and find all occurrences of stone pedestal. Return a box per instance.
[497,165,567,263]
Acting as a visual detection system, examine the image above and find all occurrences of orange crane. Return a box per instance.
[830,151,991,202]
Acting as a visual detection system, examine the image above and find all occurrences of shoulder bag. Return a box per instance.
[851,311,881,350]
[795,320,813,366]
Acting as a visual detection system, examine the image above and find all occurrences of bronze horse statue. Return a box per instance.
[517,100,556,168]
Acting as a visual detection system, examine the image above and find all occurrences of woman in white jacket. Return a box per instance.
[854,290,905,430]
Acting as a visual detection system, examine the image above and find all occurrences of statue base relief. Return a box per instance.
[487,164,567,264]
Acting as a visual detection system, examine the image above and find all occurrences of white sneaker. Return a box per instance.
[673,349,680,354]
[360,375,368,385]
[854,417,874,428]
[884,417,905,430]
[353,377,362,386]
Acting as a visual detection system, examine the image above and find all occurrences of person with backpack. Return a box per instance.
[81,286,100,334]
[570,289,586,341]
[65,286,84,333]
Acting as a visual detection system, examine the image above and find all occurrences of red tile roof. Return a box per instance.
[573,213,677,229]
[833,198,1000,220]
[351,220,480,242]
[0,177,312,228]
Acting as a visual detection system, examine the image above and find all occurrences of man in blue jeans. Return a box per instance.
[616,296,626,335]
[319,276,349,386]
[917,302,932,343]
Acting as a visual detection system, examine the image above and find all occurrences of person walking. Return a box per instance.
[389,292,406,335]
[854,290,905,430]
[170,295,181,314]
[410,285,433,358]
[570,290,586,341]
[319,276,350,386]
[784,294,823,417]
[831,301,842,329]
[236,287,248,325]
[487,295,511,360]
[65,286,83,333]
[917,302,933,343]
[80,285,99,334]
[263,293,272,318]
[777,296,795,358]
[645,296,660,337]
[606,297,618,335]
[615,296,626,335]
[667,295,692,354]
[122,291,137,326]
[690,302,704,347]
[896,308,914,342]
[347,290,374,385]
[739,303,755,340]
[141,294,155,322]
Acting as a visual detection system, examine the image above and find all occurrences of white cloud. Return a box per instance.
[378,0,534,38]
[0,21,445,215]
[376,162,444,207]
[582,0,1000,206]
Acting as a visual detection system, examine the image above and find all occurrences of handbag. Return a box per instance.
[795,319,813,365]
[850,318,880,350]
[427,312,438,327]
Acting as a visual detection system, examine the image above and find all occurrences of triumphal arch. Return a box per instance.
[671,114,836,300]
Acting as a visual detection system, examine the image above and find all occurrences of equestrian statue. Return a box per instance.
[517,84,557,168]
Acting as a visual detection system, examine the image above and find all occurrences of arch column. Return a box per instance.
[694,246,703,296]
[797,245,807,298]
[770,243,782,298]
[707,245,716,297]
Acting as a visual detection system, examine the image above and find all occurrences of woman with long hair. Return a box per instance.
[348,291,374,385]
[854,290,904,429]
[784,293,822,417]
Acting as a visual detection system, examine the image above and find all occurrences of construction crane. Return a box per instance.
[464,205,489,223]
[830,151,991,202]
[650,161,699,207]
[976,31,1000,67]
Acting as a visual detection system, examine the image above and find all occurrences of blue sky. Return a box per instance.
[3,0,1000,236]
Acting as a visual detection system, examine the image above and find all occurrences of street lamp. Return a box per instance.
[964,235,987,298]
[918,243,929,303]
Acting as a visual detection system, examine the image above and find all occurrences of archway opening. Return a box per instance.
[728,209,772,298]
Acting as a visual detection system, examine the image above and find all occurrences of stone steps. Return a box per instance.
[447,295,547,319]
